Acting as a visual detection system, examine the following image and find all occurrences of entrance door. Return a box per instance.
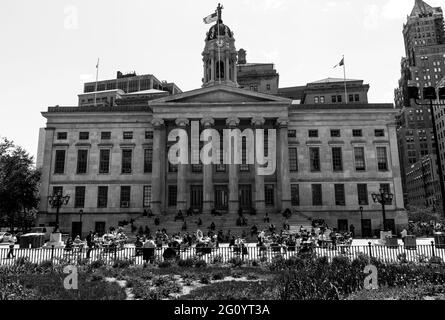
[95,222,106,236]
[337,219,348,232]
[71,222,82,239]
[385,219,396,235]
[214,186,228,211]
[190,185,203,210]
[239,185,252,210]
[361,219,372,238]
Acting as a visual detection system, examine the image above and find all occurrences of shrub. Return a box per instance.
[112,259,133,269]
[212,254,223,264]
[90,259,105,269]
[212,272,225,281]
[178,258,195,268]
[247,273,258,280]
[397,253,408,264]
[158,261,172,268]
[200,274,211,284]
[228,257,244,268]
[429,256,443,265]
[194,260,207,269]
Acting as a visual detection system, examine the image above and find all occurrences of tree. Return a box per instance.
[0,138,41,231]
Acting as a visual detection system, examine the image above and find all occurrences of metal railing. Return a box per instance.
[0,243,443,267]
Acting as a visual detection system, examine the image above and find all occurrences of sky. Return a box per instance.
[0,0,443,160]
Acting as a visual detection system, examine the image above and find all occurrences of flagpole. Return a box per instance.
[217,7,221,85]
[94,58,100,107]
[343,55,348,104]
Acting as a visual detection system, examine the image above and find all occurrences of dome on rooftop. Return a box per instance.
[206,22,233,41]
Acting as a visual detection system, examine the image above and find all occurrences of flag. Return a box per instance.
[334,57,344,68]
[203,12,218,24]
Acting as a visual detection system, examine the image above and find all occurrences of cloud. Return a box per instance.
[363,4,380,30]
[242,0,287,12]
[381,0,413,20]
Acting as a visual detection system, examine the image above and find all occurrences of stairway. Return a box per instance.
[122,210,312,242]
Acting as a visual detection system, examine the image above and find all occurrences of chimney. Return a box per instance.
[238,49,247,64]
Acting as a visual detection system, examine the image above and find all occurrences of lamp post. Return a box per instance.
[359,206,364,238]
[371,188,394,232]
[48,191,70,233]
[79,210,83,238]
[408,85,445,218]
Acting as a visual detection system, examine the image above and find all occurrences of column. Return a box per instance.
[211,56,215,82]
[277,118,292,211]
[151,118,165,215]
[176,118,189,211]
[225,55,230,82]
[39,127,55,215]
[201,117,215,214]
[252,117,266,214]
[226,117,240,214]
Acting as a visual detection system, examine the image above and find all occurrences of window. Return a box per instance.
[121,149,132,174]
[334,184,345,206]
[57,132,67,140]
[330,129,341,137]
[266,84,271,91]
[74,186,86,208]
[312,184,322,206]
[120,186,131,208]
[168,185,177,207]
[309,147,321,172]
[143,186,152,208]
[376,147,389,171]
[289,148,298,172]
[101,132,111,140]
[54,150,66,174]
[308,130,318,138]
[76,150,88,174]
[332,147,343,171]
[380,183,391,195]
[375,129,385,137]
[123,131,133,140]
[291,184,299,206]
[52,186,63,196]
[332,95,337,103]
[79,132,89,140]
[192,164,203,173]
[320,96,325,104]
[169,162,178,173]
[97,186,108,208]
[145,131,153,139]
[99,149,110,174]
[144,148,153,173]
[357,184,368,205]
[353,129,363,137]
[349,94,354,102]
[314,96,319,104]
[265,185,275,206]
[240,140,249,172]
[337,95,342,103]
[288,130,296,138]
[354,147,366,171]
[354,94,360,102]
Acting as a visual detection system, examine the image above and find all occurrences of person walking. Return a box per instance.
[7,242,15,259]
[86,231,94,259]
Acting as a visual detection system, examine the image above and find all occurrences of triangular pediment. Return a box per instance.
[149,85,291,105]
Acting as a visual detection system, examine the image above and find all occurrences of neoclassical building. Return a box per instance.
[37,12,407,237]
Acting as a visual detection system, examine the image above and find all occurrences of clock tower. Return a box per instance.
[202,4,238,87]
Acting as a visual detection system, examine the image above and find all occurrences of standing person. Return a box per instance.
[401,228,408,244]
[349,224,355,238]
[86,231,94,259]
[6,241,15,259]
[143,237,156,264]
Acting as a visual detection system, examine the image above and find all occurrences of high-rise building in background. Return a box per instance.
[395,0,445,210]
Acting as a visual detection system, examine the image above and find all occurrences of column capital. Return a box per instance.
[226,116,240,128]
[175,118,190,127]
[251,116,265,127]
[201,117,215,128]
[277,117,289,128]
[151,118,165,129]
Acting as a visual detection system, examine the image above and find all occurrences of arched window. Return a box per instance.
[216,60,224,79]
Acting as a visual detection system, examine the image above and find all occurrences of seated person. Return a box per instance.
[229,236,236,247]
[182,220,187,231]
[209,222,216,231]
[250,225,258,237]
[154,217,160,226]
[186,207,194,217]
[263,213,270,223]
[197,217,203,226]
[73,235,83,245]
[65,237,73,250]
[175,210,184,221]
